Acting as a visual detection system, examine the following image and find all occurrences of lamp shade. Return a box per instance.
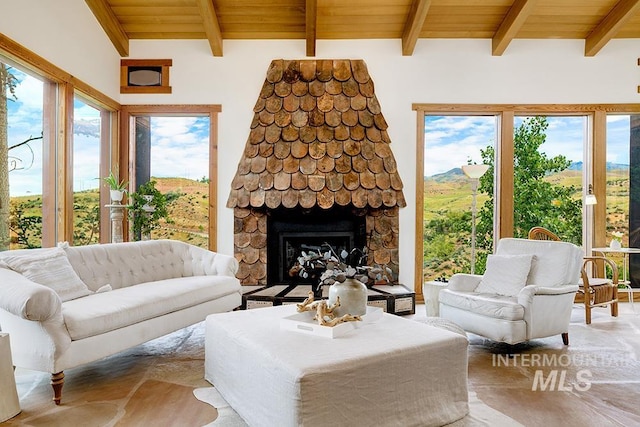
[461,164,490,179]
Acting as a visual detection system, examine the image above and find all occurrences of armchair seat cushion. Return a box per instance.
[62,275,240,340]
[439,289,525,321]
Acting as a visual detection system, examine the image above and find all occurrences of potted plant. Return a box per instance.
[289,243,395,317]
[128,180,170,240]
[103,170,128,203]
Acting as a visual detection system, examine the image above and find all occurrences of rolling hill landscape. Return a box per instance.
[9,177,210,249]
[9,166,630,282]
[423,163,630,280]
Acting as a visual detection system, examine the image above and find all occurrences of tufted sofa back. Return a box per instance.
[64,239,237,291]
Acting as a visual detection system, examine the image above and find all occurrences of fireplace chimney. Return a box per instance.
[227,59,405,286]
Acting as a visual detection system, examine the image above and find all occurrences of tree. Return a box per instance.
[476,116,583,263]
[9,198,42,249]
[0,63,18,250]
[128,180,172,240]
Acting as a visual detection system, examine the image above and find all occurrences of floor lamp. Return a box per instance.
[462,164,490,275]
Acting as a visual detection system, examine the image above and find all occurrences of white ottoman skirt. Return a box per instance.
[205,305,469,427]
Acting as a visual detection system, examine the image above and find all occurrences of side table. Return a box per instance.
[423,280,449,317]
[0,333,21,422]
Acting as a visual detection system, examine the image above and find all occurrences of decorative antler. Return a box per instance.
[296,292,361,327]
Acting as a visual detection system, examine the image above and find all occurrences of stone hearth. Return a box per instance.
[227,59,405,286]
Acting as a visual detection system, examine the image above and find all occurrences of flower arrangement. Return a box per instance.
[612,231,623,242]
[288,243,394,287]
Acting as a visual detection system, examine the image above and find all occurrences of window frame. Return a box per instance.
[1,33,120,247]
[119,104,222,251]
[413,104,640,301]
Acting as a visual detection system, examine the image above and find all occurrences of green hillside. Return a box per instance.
[423,167,629,281]
[9,177,210,250]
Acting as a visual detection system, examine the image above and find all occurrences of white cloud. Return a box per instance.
[150,117,210,180]
[424,116,496,175]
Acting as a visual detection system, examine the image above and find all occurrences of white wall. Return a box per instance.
[3,0,640,287]
[0,0,121,99]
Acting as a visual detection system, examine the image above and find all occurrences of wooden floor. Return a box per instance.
[5,303,640,426]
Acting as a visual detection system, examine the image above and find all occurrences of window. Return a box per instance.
[511,115,586,246]
[72,96,102,245]
[121,105,221,251]
[149,116,211,247]
[1,34,119,248]
[606,115,631,246]
[2,63,45,249]
[605,114,640,287]
[423,115,496,280]
[414,104,640,299]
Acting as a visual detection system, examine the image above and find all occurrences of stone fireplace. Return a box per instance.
[227,59,406,286]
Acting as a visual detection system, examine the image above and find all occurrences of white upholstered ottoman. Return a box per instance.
[205,305,469,427]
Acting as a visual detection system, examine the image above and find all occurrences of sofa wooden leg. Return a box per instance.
[51,371,64,405]
[561,333,569,345]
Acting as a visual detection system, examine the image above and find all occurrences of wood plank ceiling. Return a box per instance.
[85,0,640,57]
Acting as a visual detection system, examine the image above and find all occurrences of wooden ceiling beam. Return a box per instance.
[492,0,538,56]
[306,0,317,57]
[196,0,223,56]
[585,0,640,57]
[401,0,432,56]
[84,0,129,57]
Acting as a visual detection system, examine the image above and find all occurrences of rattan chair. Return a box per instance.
[580,257,618,324]
[528,227,619,324]
[528,226,561,241]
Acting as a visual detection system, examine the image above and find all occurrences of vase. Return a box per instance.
[328,278,367,317]
[610,239,622,250]
[110,189,124,203]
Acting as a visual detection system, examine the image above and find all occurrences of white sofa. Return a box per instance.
[438,238,582,345]
[0,239,241,404]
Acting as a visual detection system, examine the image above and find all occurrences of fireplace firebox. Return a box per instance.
[267,207,366,285]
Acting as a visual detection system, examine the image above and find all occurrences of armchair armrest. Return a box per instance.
[0,268,61,321]
[518,284,579,306]
[447,273,482,292]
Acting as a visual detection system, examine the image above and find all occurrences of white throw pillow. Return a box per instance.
[3,247,92,302]
[475,254,533,297]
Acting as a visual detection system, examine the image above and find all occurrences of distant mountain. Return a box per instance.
[426,167,465,182]
[426,162,630,180]
[568,161,629,172]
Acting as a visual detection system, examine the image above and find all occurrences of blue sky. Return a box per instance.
[6,68,210,197]
[424,114,631,177]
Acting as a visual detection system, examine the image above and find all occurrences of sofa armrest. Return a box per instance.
[212,252,239,277]
[518,284,578,306]
[0,267,61,321]
[184,245,239,277]
[447,273,482,292]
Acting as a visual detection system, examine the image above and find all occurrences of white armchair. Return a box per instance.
[439,238,583,345]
